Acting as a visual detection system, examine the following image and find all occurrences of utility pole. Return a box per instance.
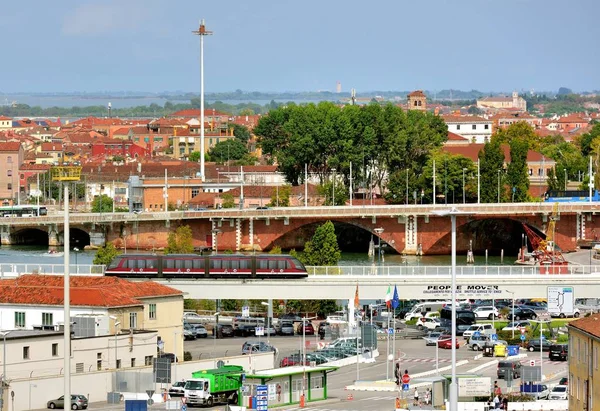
[192,20,212,182]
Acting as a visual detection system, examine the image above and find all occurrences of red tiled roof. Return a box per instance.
[442,115,491,123]
[169,108,231,118]
[568,313,600,338]
[0,275,182,308]
[19,163,52,171]
[0,142,21,151]
[0,116,12,120]
[442,144,552,163]
[40,142,63,152]
[447,131,469,141]
[408,90,426,97]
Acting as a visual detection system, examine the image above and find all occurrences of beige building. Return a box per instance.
[0,275,184,360]
[568,313,600,410]
[0,142,24,204]
[407,90,427,111]
[477,91,527,112]
[0,116,11,129]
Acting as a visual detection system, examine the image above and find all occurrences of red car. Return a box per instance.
[280,355,308,367]
[297,322,315,335]
[437,335,460,349]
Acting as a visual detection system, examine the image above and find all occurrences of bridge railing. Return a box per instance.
[305,265,595,276]
[0,264,105,278]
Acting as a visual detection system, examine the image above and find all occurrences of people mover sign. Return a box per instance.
[424,285,502,296]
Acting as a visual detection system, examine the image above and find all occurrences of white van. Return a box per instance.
[462,323,495,339]
[404,301,451,321]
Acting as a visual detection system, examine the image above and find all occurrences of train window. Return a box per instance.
[137,260,146,269]
[164,259,175,269]
[107,257,123,270]
[147,259,158,269]
[192,259,205,269]
[174,260,184,270]
[258,259,269,270]
[239,259,250,269]
[229,260,240,270]
[126,259,137,269]
[184,260,193,270]
[268,260,278,270]
[210,259,222,269]
[278,260,287,270]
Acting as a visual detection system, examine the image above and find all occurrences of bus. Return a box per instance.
[0,205,48,217]
[544,190,600,202]
[440,307,476,336]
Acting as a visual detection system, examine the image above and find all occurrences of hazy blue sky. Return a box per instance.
[2,0,598,93]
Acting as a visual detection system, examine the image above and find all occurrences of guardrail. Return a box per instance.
[0,264,105,277]
[1,202,599,225]
[305,264,597,276]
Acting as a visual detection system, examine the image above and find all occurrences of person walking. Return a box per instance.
[424,388,430,405]
[413,387,419,406]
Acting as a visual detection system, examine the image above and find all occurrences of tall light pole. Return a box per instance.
[374,228,384,275]
[63,184,71,407]
[1,331,10,408]
[301,316,317,407]
[497,170,501,203]
[405,168,409,205]
[114,321,120,369]
[192,20,212,182]
[462,168,467,204]
[331,168,336,206]
[435,208,471,411]
[261,301,273,343]
[563,168,567,191]
[505,290,515,339]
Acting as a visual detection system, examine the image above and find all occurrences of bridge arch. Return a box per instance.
[60,227,91,249]
[258,219,403,254]
[10,228,50,246]
[429,217,546,256]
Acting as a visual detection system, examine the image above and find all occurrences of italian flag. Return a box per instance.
[385,285,392,309]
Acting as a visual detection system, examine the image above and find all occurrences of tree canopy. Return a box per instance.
[301,221,341,266]
[164,225,194,254]
[93,242,120,266]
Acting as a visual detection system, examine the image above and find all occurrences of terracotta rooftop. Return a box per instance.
[170,108,231,118]
[40,142,63,152]
[0,275,182,308]
[442,115,491,123]
[0,141,22,151]
[408,90,426,97]
[447,131,469,141]
[442,144,552,163]
[568,313,600,338]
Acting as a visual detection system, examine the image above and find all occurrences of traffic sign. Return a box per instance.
[491,334,498,341]
[388,328,394,334]
[520,334,526,341]
[401,374,410,384]
[255,326,265,336]
[256,385,269,411]
[473,331,481,338]
[181,405,187,411]
[242,306,250,318]
[402,383,410,391]
[530,360,535,367]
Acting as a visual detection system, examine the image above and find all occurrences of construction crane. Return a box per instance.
[521,203,567,270]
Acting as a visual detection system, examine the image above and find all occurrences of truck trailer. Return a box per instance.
[184,365,243,407]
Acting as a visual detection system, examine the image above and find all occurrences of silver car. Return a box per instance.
[423,332,442,346]
[47,395,88,410]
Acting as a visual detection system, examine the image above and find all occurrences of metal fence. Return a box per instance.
[0,263,105,277]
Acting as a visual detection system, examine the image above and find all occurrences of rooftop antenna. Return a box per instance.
[108,102,112,118]
[192,19,213,182]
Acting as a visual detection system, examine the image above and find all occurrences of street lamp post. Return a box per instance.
[114,321,120,369]
[331,168,336,206]
[497,170,501,203]
[1,331,10,408]
[261,301,273,343]
[435,208,471,411]
[505,290,515,339]
[406,168,409,205]
[462,168,467,204]
[564,169,568,191]
[301,316,316,407]
[374,228,384,275]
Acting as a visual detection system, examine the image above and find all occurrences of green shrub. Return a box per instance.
[184,351,192,361]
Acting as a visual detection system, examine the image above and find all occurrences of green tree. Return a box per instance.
[546,168,560,191]
[221,193,235,208]
[92,194,113,213]
[164,225,194,254]
[93,242,120,265]
[188,151,200,162]
[267,185,292,207]
[317,180,348,206]
[208,139,249,164]
[302,221,341,266]
[494,122,540,151]
[231,124,251,144]
[478,141,506,203]
[506,139,531,202]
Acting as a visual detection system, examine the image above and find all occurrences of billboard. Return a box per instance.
[458,377,491,397]
[547,286,574,315]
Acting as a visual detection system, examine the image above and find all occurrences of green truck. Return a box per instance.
[183,365,243,407]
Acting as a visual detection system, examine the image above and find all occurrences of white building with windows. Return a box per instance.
[0,275,184,359]
[442,115,493,144]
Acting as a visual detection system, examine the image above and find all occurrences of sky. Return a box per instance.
[1,0,599,93]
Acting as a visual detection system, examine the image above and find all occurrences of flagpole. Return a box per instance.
[387,303,390,381]
[355,282,360,382]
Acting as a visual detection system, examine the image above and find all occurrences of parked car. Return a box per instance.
[502,321,531,331]
[468,335,492,351]
[472,306,499,320]
[234,324,257,337]
[190,324,208,338]
[277,321,295,336]
[497,360,522,379]
[213,324,234,338]
[183,323,198,339]
[241,341,277,355]
[47,395,88,410]
[423,332,443,346]
[437,335,460,349]
[182,312,205,324]
[559,377,568,385]
[462,323,495,340]
[159,352,178,363]
[507,308,538,321]
[280,354,307,367]
[550,308,581,318]
[279,313,303,323]
[522,384,549,400]
[297,322,315,335]
[183,328,196,341]
[168,381,186,397]
[527,339,552,352]
[416,317,441,331]
[548,385,568,400]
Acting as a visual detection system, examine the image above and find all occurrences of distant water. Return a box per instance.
[0,246,512,267]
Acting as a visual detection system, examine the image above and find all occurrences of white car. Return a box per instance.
[423,332,443,346]
[183,312,205,324]
[472,306,499,320]
[550,308,581,318]
[416,317,440,330]
[501,321,531,331]
[548,385,568,400]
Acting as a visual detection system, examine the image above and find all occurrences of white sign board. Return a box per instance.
[458,377,492,397]
[547,286,574,315]
[255,326,265,336]
[242,306,250,318]
[268,384,277,401]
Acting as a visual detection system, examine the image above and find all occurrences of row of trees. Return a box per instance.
[254,102,600,203]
